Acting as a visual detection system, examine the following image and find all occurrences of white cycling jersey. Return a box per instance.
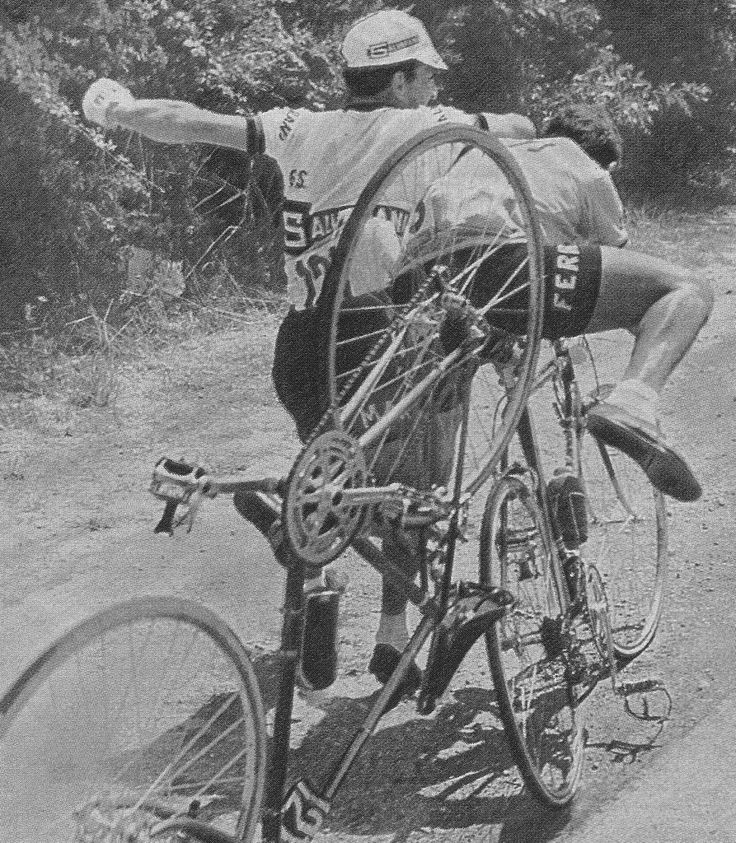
[401,135,628,271]
[258,104,478,308]
[502,137,627,247]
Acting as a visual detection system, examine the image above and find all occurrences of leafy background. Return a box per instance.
[1,0,734,325]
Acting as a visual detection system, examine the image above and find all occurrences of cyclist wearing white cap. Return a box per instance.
[82,9,535,699]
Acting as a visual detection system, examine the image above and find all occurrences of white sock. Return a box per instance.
[375,612,410,651]
[606,379,659,429]
[304,572,324,593]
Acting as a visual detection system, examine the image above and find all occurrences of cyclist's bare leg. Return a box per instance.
[366,419,456,696]
[583,247,713,501]
[368,526,423,697]
[585,247,713,395]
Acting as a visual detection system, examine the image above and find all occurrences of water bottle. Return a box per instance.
[298,570,349,691]
[546,467,588,549]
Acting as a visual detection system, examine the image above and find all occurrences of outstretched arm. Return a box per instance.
[82,79,264,154]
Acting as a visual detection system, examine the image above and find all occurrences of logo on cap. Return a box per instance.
[366,34,421,60]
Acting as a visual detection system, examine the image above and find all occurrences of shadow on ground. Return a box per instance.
[251,652,574,843]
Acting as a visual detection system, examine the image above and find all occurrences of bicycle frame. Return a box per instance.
[150,350,515,842]
[265,339,593,841]
[146,337,664,842]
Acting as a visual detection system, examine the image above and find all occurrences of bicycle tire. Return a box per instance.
[0,596,267,843]
[481,472,585,807]
[581,433,668,661]
[320,124,545,496]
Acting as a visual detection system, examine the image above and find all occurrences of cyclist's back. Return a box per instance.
[259,104,478,307]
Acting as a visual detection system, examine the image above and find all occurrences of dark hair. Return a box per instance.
[542,104,622,169]
[343,60,418,98]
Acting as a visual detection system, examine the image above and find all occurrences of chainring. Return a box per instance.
[283,429,369,567]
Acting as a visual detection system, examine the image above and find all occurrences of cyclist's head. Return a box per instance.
[341,10,446,108]
[542,104,622,170]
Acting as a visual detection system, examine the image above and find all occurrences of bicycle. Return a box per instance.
[0,125,670,841]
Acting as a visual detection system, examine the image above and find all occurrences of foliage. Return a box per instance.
[595,0,736,197]
[1,0,735,329]
[0,0,352,327]
[415,0,735,199]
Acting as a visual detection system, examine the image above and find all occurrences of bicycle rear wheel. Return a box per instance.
[481,471,585,807]
[0,597,267,843]
[321,124,545,495]
[581,433,668,661]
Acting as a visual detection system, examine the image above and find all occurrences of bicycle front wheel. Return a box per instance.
[0,597,267,843]
[481,472,585,807]
[321,124,545,494]
[581,434,668,661]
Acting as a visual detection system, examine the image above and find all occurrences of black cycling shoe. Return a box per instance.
[368,644,422,709]
[233,490,294,567]
[587,402,701,502]
[233,490,279,535]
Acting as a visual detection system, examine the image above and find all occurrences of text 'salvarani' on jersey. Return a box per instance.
[283,200,415,308]
[282,201,412,255]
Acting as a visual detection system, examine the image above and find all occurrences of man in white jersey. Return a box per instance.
[404,103,711,501]
[81,9,534,698]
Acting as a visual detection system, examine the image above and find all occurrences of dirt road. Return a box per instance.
[2,210,736,841]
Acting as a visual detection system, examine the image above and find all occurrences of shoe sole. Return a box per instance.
[587,414,701,502]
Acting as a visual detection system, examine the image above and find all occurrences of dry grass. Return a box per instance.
[3,202,733,434]
[0,286,284,432]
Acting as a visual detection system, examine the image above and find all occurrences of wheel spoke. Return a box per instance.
[0,598,266,843]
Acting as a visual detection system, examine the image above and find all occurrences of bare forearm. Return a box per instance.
[108,98,262,153]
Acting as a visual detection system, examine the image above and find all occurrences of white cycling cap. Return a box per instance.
[341,10,448,70]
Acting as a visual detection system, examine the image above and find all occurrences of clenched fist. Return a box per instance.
[82,78,134,128]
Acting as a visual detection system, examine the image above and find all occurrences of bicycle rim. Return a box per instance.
[582,434,668,660]
[0,597,267,843]
[321,124,544,494]
[481,474,585,807]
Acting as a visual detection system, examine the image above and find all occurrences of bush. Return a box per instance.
[2,0,735,332]
[0,0,353,327]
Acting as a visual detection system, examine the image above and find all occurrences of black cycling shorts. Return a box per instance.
[273,243,601,440]
[468,242,602,339]
[272,307,324,442]
[272,291,393,442]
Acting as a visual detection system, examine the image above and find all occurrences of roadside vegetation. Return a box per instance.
[1,0,735,416]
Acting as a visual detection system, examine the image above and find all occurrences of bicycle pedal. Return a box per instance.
[150,457,212,504]
[616,678,666,696]
[618,678,672,723]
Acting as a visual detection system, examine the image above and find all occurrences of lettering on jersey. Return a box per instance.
[278,110,298,142]
[284,201,413,308]
[408,199,426,235]
[310,206,353,243]
[283,202,410,256]
[552,244,581,314]
[294,246,336,308]
[289,168,308,189]
[283,200,311,252]
[371,204,412,237]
